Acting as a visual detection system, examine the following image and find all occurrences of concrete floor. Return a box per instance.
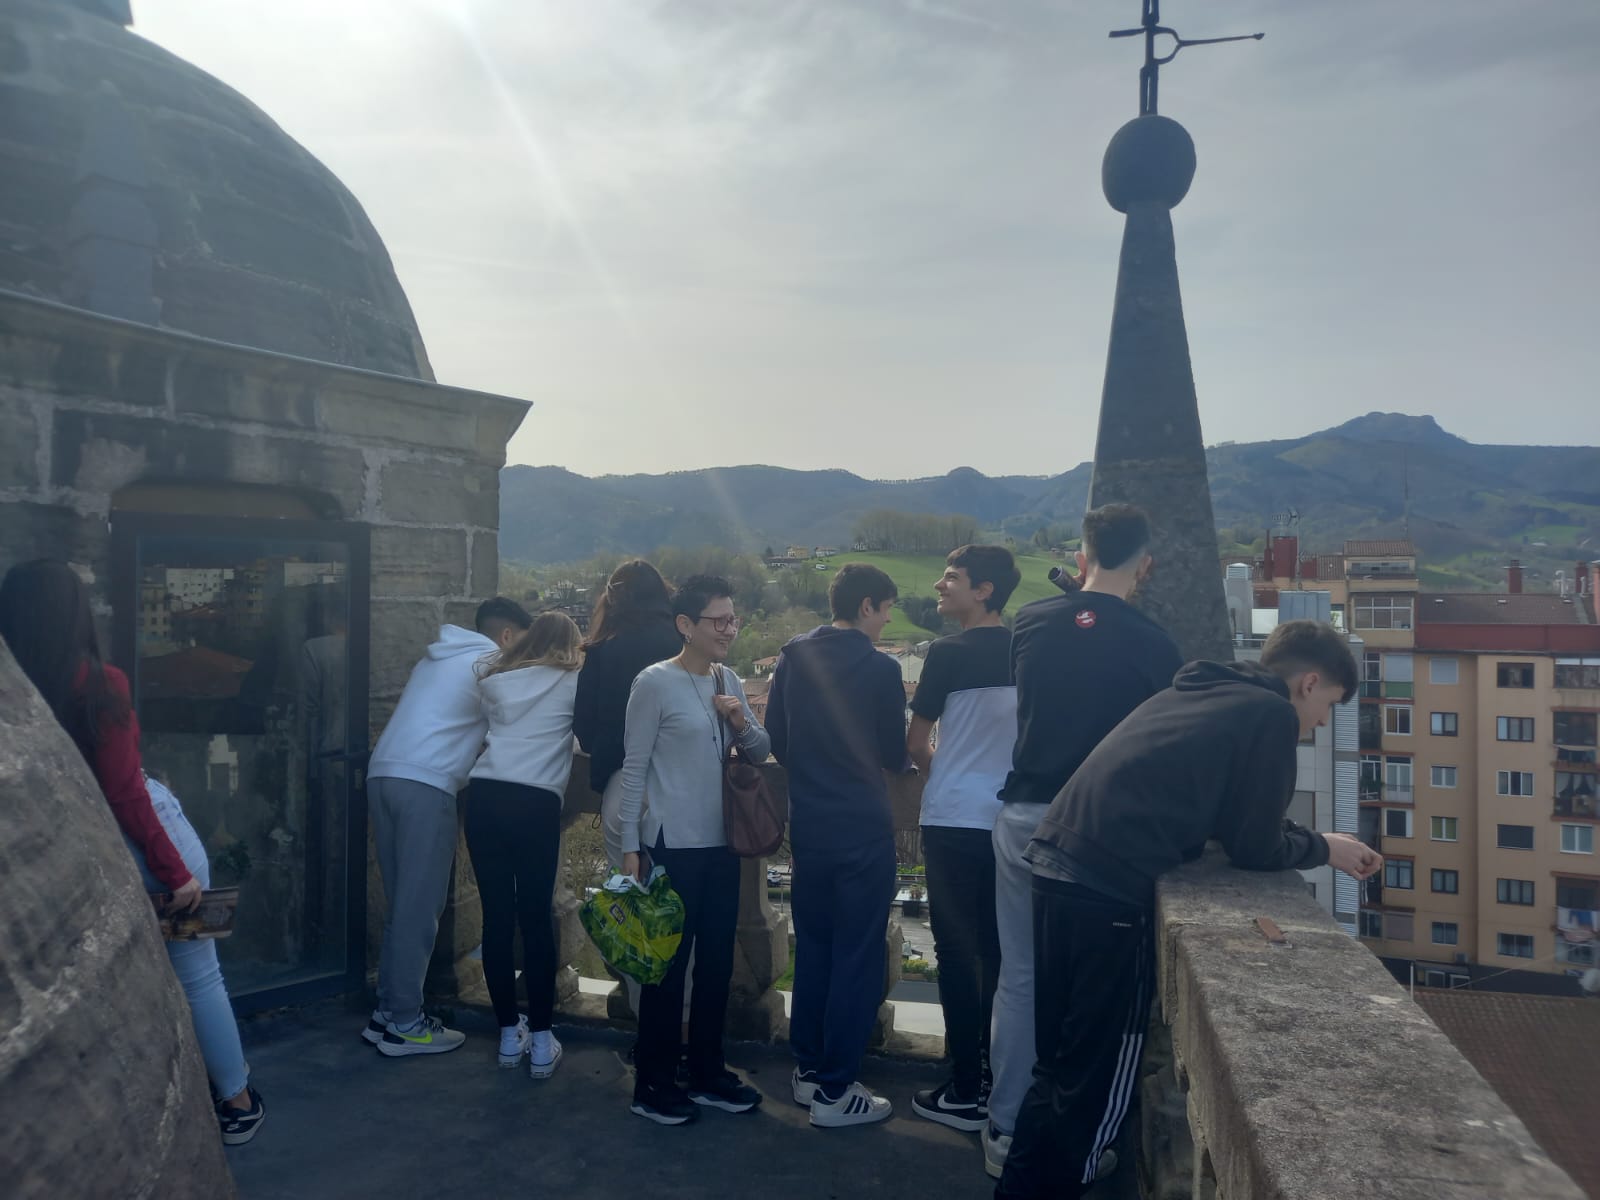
[227,1000,1136,1200]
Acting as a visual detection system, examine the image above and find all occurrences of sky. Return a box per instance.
[134,1,1600,479]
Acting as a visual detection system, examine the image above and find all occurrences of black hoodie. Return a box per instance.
[573,617,683,791]
[767,625,909,853]
[1027,660,1330,907]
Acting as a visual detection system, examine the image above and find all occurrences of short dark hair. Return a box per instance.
[947,544,1021,613]
[829,563,898,622]
[475,596,533,638]
[1260,620,1359,703]
[671,574,734,623]
[1081,503,1151,571]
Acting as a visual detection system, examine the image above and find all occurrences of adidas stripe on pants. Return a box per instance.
[995,876,1154,1200]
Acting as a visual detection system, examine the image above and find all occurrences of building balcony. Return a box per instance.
[1359,782,1383,805]
[1385,786,1414,806]
[1554,791,1600,820]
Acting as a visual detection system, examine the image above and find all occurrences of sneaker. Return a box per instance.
[1095,1148,1119,1181]
[688,1070,762,1114]
[809,1081,892,1128]
[498,1016,531,1068]
[983,1124,1011,1179]
[360,1009,390,1046]
[674,1050,691,1088]
[377,1014,466,1057]
[529,1032,563,1080]
[217,1087,266,1146]
[911,1080,987,1133]
[791,1067,821,1108]
[630,1081,700,1126]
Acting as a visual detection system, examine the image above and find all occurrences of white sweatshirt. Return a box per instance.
[469,664,579,797]
[369,625,496,795]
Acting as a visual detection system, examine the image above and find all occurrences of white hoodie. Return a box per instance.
[469,665,579,797]
[369,625,496,795]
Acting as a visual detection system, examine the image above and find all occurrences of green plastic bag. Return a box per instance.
[579,867,685,987]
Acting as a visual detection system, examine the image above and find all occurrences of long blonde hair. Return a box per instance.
[480,611,583,676]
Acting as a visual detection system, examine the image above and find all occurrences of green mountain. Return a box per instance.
[500,414,1600,587]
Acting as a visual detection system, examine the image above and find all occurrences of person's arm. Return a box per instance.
[617,671,661,867]
[718,669,773,762]
[766,652,790,765]
[878,659,911,772]
[906,641,951,776]
[907,716,936,776]
[1215,712,1330,872]
[93,671,196,900]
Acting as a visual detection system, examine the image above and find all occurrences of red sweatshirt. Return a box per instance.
[89,665,193,892]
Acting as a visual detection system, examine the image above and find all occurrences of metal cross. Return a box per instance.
[1110,0,1263,116]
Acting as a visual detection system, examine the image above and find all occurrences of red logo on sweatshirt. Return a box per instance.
[1075,609,1097,628]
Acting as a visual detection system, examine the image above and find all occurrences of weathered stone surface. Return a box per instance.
[379,459,498,528]
[0,501,109,583]
[368,599,443,698]
[0,640,235,1199]
[371,526,468,598]
[469,530,499,599]
[0,389,41,488]
[319,389,483,455]
[170,356,317,427]
[1153,851,1583,1199]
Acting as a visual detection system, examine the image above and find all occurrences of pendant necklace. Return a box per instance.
[679,660,724,758]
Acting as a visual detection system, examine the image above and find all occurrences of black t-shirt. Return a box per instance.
[909,625,1015,830]
[999,590,1182,808]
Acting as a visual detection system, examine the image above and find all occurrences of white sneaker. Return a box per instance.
[360,1009,391,1046]
[809,1081,892,1128]
[529,1032,563,1080]
[791,1068,821,1108]
[498,1016,531,1068]
[983,1124,1012,1179]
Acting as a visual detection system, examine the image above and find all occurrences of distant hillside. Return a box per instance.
[500,414,1600,586]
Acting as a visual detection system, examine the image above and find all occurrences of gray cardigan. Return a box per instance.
[618,661,771,853]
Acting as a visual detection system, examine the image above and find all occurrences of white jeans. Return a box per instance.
[988,801,1048,1135]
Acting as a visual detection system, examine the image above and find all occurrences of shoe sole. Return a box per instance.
[220,1114,264,1146]
[377,1038,465,1057]
[629,1102,697,1125]
[529,1045,563,1079]
[983,1147,1007,1179]
[360,1026,385,1046]
[689,1092,761,1113]
[792,1081,819,1107]
[498,1049,527,1068]
[911,1097,987,1133]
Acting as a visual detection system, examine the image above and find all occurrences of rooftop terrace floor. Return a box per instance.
[228,1000,1137,1200]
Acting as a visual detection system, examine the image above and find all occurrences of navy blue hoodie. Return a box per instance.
[767,625,909,853]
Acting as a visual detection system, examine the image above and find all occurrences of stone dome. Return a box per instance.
[0,0,433,379]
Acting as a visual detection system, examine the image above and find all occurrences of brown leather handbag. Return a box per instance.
[714,666,785,857]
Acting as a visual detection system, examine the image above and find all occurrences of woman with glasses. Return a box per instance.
[617,575,770,1125]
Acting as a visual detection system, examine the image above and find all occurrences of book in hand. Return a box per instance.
[154,887,240,941]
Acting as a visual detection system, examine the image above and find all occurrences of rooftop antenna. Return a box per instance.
[1109,0,1264,116]
[1401,447,1411,539]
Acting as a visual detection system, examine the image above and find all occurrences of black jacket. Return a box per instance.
[573,618,682,791]
[1029,660,1330,906]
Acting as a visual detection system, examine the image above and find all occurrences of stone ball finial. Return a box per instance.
[1102,114,1196,213]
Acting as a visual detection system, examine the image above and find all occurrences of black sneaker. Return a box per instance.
[674,1050,691,1088]
[630,1081,700,1126]
[688,1070,763,1113]
[218,1087,266,1145]
[911,1080,986,1132]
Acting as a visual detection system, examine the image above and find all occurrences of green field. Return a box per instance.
[840,551,1069,642]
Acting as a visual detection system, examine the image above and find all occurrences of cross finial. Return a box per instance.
[1109,0,1263,116]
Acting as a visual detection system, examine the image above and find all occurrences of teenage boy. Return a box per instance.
[767,563,908,1128]
[906,545,1022,1132]
[986,504,1182,1179]
[362,596,532,1057]
[997,620,1383,1199]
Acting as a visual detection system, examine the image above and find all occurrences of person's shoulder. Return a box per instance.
[633,660,676,688]
[100,661,131,696]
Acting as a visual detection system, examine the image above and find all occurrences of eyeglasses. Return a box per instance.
[695,614,741,633]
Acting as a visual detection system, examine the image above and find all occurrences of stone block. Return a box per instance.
[320,389,479,455]
[368,599,441,697]
[0,389,41,490]
[378,458,498,527]
[170,356,317,428]
[442,600,482,632]
[371,526,468,598]
[470,530,499,598]
[0,502,110,589]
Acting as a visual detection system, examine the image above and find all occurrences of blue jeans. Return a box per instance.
[130,776,250,1100]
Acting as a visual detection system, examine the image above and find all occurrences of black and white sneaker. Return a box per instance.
[911,1080,987,1132]
[791,1067,821,1107]
[630,1081,700,1126]
[809,1081,892,1128]
[218,1087,266,1146]
[688,1070,763,1113]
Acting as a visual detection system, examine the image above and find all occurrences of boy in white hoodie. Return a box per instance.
[362,597,532,1056]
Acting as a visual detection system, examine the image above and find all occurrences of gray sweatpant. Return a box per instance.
[988,800,1049,1136]
[371,776,460,1028]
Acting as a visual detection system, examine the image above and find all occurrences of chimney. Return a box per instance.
[1507,559,1523,594]
[1578,561,1590,596]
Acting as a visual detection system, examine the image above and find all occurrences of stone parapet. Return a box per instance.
[1148,849,1582,1199]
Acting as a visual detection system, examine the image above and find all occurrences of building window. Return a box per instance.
[1431,868,1459,893]
[1554,712,1598,747]
[1497,770,1535,796]
[1359,911,1383,938]
[1497,662,1535,689]
[1561,825,1595,854]
[1497,878,1535,905]
[1496,933,1535,959]
[1432,922,1459,946]
[1557,880,1599,909]
[1430,816,1458,842]
[1497,824,1535,850]
[1555,772,1599,818]
[1353,594,1414,631]
[1555,658,1600,689]
[1429,657,1458,686]
[1429,711,1458,737]
[1430,765,1457,788]
[1384,859,1414,890]
[1384,808,1413,838]
[1385,706,1412,736]
[1385,756,1413,792]
[1496,716,1535,742]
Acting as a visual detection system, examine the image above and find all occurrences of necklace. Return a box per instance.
[679,661,724,758]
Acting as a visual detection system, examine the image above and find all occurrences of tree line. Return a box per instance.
[852,510,982,555]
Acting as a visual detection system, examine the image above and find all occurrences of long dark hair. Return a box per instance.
[585,558,672,648]
[0,558,129,760]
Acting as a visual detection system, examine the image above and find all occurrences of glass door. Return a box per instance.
[112,514,370,1010]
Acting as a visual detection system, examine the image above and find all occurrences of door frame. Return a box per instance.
[111,511,371,1012]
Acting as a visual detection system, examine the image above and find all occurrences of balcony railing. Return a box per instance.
[1385,786,1414,806]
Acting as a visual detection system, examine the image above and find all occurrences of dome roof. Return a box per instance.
[0,1,433,380]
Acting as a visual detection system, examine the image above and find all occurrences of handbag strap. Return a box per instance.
[712,665,747,765]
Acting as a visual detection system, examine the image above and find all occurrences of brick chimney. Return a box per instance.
[1507,559,1523,594]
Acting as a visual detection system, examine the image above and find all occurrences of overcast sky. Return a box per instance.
[135,1,1600,478]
